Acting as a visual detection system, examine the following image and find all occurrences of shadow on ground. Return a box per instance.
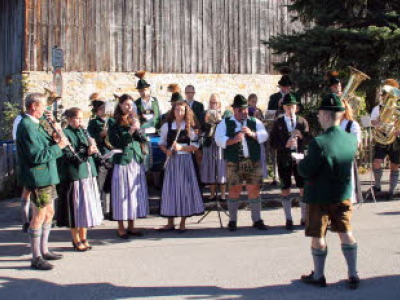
[0,275,399,300]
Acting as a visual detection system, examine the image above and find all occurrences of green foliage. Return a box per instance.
[299,99,322,137]
[264,1,400,111]
[0,103,21,140]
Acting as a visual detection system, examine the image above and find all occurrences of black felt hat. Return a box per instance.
[135,71,151,90]
[170,92,184,103]
[319,93,345,111]
[326,71,340,86]
[282,93,299,105]
[231,94,248,108]
[278,75,293,86]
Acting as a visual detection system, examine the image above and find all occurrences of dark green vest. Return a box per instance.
[135,97,161,130]
[224,117,260,163]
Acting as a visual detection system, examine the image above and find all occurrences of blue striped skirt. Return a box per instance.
[112,160,149,221]
[72,174,104,228]
[161,154,204,217]
[201,140,226,184]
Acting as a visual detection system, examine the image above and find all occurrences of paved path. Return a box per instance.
[0,170,399,300]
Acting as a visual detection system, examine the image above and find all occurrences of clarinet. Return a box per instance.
[238,113,246,160]
[81,126,101,161]
[42,114,83,163]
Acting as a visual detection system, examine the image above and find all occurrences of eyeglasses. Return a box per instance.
[185,91,195,94]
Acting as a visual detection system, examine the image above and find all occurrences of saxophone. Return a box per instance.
[341,67,370,114]
[373,85,400,145]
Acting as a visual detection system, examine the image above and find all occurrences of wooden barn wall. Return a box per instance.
[23,0,301,74]
[0,0,24,80]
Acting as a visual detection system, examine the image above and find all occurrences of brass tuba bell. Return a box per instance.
[373,85,400,145]
[341,67,370,114]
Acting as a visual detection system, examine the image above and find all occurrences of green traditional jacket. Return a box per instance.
[16,115,62,188]
[224,117,261,163]
[60,126,98,181]
[87,116,110,155]
[135,97,161,130]
[108,118,144,165]
[297,126,358,204]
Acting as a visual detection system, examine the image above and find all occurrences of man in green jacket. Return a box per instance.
[297,93,360,289]
[16,93,69,270]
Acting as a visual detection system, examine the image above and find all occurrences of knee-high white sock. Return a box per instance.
[389,171,399,194]
[41,223,52,255]
[342,243,358,278]
[227,199,239,222]
[29,228,42,259]
[20,198,30,225]
[281,196,292,221]
[312,247,327,279]
[249,198,261,222]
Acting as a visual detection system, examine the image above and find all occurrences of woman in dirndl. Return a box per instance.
[248,93,269,180]
[108,94,149,239]
[57,107,103,251]
[201,93,226,201]
[158,94,204,232]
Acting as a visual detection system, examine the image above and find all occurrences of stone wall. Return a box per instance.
[10,71,280,121]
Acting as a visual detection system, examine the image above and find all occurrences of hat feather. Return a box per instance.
[135,71,146,79]
[167,84,181,93]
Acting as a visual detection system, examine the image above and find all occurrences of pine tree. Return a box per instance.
[265,1,400,111]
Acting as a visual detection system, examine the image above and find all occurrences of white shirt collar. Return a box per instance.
[26,113,40,124]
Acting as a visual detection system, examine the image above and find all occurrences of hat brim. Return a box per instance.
[231,104,248,108]
[137,84,151,90]
[318,106,345,112]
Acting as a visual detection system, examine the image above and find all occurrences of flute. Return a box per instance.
[163,127,182,169]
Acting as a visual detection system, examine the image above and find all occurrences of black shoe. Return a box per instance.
[126,230,144,237]
[253,220,268,230]
[301,271,327,287]
[22,222,30,233]
[347,276,360,290]
[228,221,237,232]
[300,219,306,227]
[31,256,54,271]
[372,186,381,193]
[43,251,63,260]
[116,232,129,239]
[286,219,294,230]
[72,241,88,251]
[387,192,394,201]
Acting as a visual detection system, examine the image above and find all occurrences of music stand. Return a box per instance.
[361,115,376,203]
[197,146,229,228]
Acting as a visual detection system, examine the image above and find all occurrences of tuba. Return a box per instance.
[341,67,370,114]
[373,85,400,145]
